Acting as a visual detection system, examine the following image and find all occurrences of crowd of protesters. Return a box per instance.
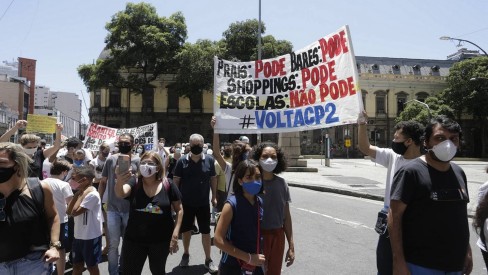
[0,118,295,275]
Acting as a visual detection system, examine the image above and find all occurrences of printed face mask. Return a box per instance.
[73,160,84,167]
[260,158,278,172]
[140,164,158,178]
[391,141,408,155]
[0,166,16,184]
[23,147,37,155]
[242,180,262,195]
[429,139,457,162]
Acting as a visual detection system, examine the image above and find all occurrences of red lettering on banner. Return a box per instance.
[318,30,349,62]
[255,58,286,78]
[300,61,337,89]
[319,76,356,102]
[289,89,317,108]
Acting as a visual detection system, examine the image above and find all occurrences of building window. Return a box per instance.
[412,64,421,75]
[94,90,101,107]
[142,87,154,110]
[190,94,202,113]
[431,65,440,76]
[416,92,429,102]
[109,87,121,108]
[372,64,380,74]
[397,93,408,115]
[376,95,385,114]
[167,85,179,113]
[392,64,401,75]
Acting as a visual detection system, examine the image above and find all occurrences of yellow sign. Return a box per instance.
[26,114,57,134]
[345,138,351,148]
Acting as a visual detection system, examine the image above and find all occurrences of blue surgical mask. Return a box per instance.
[73,160,84,167]
[242,180,262,195]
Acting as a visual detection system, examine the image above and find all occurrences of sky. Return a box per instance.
[1,0,487,121]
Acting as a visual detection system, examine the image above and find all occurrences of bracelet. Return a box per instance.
[247,253,251,264]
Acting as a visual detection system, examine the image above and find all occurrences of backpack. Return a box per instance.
[26,177,50,250]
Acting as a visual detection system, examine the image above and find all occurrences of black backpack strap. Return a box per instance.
[26,177,45,214]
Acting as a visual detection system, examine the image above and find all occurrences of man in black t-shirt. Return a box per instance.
[389,116,473,274]
[173,133,218,274]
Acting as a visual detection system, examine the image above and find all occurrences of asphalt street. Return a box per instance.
[66,157,488,274]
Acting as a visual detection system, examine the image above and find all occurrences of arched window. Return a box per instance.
[396,92,408,115]
[167,85,179,113]
[109,87,121,108]
[142,87,154,112]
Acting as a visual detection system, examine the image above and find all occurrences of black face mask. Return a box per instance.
[119,144,132,154]
[223,150,232,158]
[190,145,203,155]
[391,141,408,155]
[0,166,16,184]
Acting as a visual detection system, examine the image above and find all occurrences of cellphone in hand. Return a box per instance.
[118,154,130,172]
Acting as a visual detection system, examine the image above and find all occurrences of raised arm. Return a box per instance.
[210,116,227,170]
[358,111,377,158]
[43,123,63,158]
[0,120,27,142]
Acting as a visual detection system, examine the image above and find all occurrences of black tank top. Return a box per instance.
[0,180,49,262]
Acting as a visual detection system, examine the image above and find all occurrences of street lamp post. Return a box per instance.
[440,36,487,56]
[404,99,432,119]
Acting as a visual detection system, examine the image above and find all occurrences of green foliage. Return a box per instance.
[78,2,187,93]
[220,19,293,61]
[442,56,488,120]
[174,39,223,98]
[395,96,454,125]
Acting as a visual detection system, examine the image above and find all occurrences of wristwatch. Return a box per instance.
[50,241,62,249]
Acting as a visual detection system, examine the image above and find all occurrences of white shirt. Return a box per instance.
[43,177,73,223]
[373,148,414,209]
[74,189,103,240]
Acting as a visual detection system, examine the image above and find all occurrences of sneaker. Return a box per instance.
[205,259,218,274]
[179,253,190,268]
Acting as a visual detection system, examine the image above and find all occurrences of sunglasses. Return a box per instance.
[0,194,6,222]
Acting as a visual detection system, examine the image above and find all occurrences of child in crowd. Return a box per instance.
[253,142,295,275]
[43,160,74,275]
[214,160,265,274]
[67,166,103,275]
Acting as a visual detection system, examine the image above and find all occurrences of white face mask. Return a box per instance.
[136,148,143,154]
[430,139,457,162]
[23,147,37,155]
[260,158,278,172]
[140,164,158,178]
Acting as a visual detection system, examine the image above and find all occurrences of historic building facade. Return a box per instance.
[88,54,485,157]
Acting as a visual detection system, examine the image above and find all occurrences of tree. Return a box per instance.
[77,3,187,126]
[395,96,454,125]
[173,39,223,102]
[220,19,293,61]
[442,56,488,157]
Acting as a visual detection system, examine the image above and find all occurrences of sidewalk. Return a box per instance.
[281,158,488,216]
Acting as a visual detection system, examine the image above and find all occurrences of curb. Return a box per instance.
[287,181,476,218]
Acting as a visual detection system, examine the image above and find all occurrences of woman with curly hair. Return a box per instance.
[252,142,295,275]
[474,166,488,269]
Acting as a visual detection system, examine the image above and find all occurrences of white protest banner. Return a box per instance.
[82,122,158,152]
[213,25,363,134]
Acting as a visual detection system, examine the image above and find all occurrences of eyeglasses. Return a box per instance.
[141,162,157,166]
[0,193,6,222]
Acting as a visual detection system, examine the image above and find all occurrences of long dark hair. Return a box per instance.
[232,159,260,195]
[252,141,287,174]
